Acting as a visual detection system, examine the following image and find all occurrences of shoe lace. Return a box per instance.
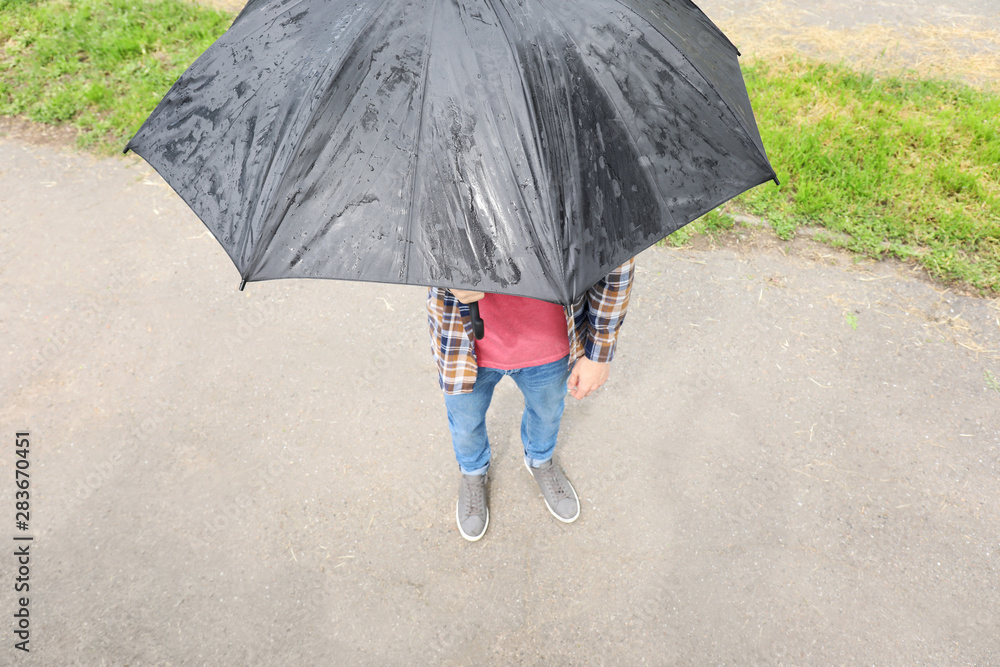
[462,477,484,517]
[539,466,567,499]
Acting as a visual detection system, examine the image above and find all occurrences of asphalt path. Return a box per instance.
[2,0,999,664]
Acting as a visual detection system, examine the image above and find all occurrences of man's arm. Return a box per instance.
[567,258,635,400]
[448,289,484,304]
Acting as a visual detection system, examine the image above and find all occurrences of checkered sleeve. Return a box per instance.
[427,287,479,394]
[582,258,635,363]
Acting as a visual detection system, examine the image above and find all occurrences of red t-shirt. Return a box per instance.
[473,293,570,370]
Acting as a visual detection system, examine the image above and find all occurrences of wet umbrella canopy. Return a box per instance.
[126,0,776,305]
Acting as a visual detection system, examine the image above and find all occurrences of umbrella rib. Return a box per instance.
[244,0,398,280]
[536,0,647,167]
[222,0,327,145]
[485,0,564,297]
[402,0,441,285]
[612,0,774,179]
[532,0,656,301]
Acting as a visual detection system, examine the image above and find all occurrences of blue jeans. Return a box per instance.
[444,356,572,475]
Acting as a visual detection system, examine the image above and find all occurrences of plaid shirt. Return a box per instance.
[427,258,635,394]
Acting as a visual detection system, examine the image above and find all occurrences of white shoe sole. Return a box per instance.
[456,498,489,541]
[524,459,580,523]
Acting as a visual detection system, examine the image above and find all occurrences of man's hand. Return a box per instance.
[567,357,610,400]
[449,289,485,304]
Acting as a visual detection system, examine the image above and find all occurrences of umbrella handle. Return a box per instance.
[468,301,485,340]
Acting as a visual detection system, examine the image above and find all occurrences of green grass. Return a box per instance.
[0,0,232,148]
[664,208,738,246]
[673,59,1000,295]
[2,1,999,294]
[736,58,1000,295]
[986,369,1000,393]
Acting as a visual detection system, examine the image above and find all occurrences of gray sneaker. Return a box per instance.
[525,459,579,523]
[456,472,489,541]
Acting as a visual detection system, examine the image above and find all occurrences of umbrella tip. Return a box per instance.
[239,278,247,291]
[122,145,130,155]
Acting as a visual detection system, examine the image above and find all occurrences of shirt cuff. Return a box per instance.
[584,328,618,363]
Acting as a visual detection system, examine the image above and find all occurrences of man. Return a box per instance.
[427,258,634,541]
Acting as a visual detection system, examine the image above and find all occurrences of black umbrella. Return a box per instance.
[126,0,776,324]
